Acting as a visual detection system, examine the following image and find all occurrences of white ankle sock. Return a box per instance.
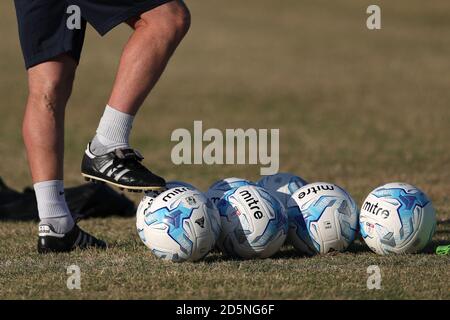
[90,105,135,155]
[34,180,74,234]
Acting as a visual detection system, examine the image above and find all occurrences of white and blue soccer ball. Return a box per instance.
[287,182,359,254]
[257,173,308,208]
[359,182,436,255]
[136,187,221,262]
[205,177,254,207]
[217,185,288,259]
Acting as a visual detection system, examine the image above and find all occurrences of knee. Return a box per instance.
[138,1,191,42]
[28,72,75,115]
[168,1,191,38]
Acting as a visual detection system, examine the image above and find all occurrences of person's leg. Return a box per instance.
[15,0,106,252]
[24,54,76,234]
[24,54,107,253]
[25,55,107,252]
[82,1,189,191]
[24,55,76,182]
[90,0,190,156]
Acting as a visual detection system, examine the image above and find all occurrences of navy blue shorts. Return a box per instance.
[14,0,173,69]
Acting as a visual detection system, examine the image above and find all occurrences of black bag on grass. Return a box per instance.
[0,178,136,221]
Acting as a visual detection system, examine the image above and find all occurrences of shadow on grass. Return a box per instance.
[199,247,304,263]
[347,241,371,254]
[201,247,314,263]
[202,251,231,263]
[270,248,312,260]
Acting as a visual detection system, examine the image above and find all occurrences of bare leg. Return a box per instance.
[23,54,77,183]
[108,0,191,115]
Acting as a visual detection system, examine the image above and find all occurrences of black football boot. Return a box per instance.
[37,224,107,254]
[81,143,166,192]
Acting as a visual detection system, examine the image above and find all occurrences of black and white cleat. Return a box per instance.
[81,143,166,192]
[37,224,107,254]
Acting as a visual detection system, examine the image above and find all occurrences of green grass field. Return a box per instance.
[1,0,449,299]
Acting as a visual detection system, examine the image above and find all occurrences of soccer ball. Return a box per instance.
[217,185,288,259]
[287,182,358,254]
[205,177,254,207]
[257,173,308,208]
[359,182,436,255]
[136,187,221,262]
